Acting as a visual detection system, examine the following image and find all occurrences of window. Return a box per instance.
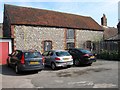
[11,51,16,56]
[67,43,75,49]
[15,51,23,59]
[44,41,52,51]
[48,51,53,56]
[56,51,70,56]
[24,52,42,58]
[86,41,92,49]
[42,51,49,56]
[79,49,91,54]
[67,29,75,39]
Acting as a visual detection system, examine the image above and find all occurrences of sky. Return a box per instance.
[0,0,120,27]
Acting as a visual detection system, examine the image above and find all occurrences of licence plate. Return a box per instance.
[30,61,39,65]
[63,58,69,60]
[90,56,95,59]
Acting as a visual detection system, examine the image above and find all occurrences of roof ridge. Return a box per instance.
[4,4,103,31]
[4,4,90,18]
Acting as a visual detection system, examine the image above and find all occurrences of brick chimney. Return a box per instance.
[101,14,107,26]
[118,22,120,34]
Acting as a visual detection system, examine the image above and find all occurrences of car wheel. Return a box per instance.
[15,65,20,74]
[51,63,56,70]
[74,59,80,66]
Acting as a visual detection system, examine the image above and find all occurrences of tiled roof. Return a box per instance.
[106,34,120,41]
[4,4,103,31]
[103,26,118,40]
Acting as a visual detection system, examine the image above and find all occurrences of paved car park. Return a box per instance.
[1,59,119,88]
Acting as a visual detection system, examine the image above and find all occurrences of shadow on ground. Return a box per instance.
[1,65,40,76]
[1,64,93,76]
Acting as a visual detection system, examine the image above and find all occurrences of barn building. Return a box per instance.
[3,4,103,54]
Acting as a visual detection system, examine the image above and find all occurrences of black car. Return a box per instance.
[7,50,44,74]
[68,48,96,66]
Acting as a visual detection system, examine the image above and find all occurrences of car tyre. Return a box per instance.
[74,59,80,66]
[51,63,56,70]
[15,65,20,74]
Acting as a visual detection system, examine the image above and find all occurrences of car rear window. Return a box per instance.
[56,51,70,56]
[79,49,91,54]
[24,52,42,58]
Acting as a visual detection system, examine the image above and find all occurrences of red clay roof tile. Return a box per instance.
[4,4,103,31]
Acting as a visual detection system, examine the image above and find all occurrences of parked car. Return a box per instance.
[7,49,44,74]
[68,48,96,66]
[42,50,73,70]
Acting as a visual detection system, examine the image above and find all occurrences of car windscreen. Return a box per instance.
[56,51,70,56]
[24,52,42,58]
[79,49,91,54]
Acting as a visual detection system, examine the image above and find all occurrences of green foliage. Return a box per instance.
[99,50,119,60]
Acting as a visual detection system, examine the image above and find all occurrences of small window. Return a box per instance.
[67,29,75,39]
[48,51,53,56]
[15,51,23,59]
[44,41,52,51]
[11,51,16,56]
[13,51,19,57]
[56,51,70,56]
[86,41,92,48]
[42,51,49,56]
[69,50,75,54]
[67,43,75,49]
[79,49,91,54]
[24,52,42,58]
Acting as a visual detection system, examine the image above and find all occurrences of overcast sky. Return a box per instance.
[0,0,119,27]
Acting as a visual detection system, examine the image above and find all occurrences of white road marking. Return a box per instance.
[68,81,94,86]
[93,83,117,88]
[54,80,63,83]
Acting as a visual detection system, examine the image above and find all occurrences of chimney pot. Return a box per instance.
[101,14,107,26]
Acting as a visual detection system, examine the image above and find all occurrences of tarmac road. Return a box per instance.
[1,59,119,88]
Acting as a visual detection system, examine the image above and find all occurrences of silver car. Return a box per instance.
[42,50,73,70]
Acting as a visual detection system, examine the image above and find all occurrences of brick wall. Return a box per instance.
[14,25,65,52]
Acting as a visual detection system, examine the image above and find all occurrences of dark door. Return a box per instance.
[44,41,52,51]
